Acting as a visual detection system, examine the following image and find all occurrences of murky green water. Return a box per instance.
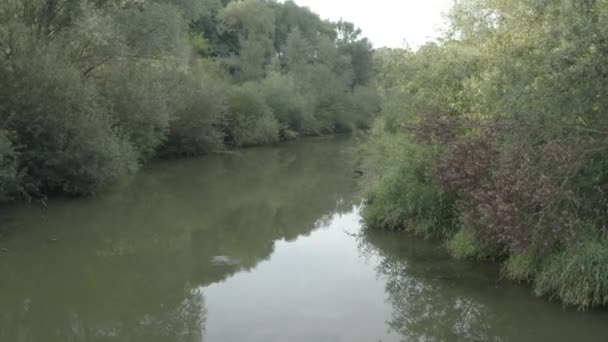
[0,136,607,342]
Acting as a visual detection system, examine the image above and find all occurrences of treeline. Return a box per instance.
[363,0,608,309]
[0,0,379,200]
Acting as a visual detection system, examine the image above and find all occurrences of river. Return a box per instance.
[0,136,607,342]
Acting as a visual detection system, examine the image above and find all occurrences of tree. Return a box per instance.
[218,0,276,81]
[0,0,379,200]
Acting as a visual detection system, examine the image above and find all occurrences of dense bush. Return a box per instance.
[363,0,608,309]
[225,83,280,147]
[0,0,379,202]
[259,72,315,137]
[161,63,227,156]
[350,85,382,129]
[3,46,138,196]
[363,127,456,238]
[447,228,481,260]
[96,63,172,160]
[295,63,352,134]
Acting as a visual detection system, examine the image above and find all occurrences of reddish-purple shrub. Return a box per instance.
[435,122,586,252]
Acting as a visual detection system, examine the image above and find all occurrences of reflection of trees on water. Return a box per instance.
[0,137,356,342]
[129,289,206,342]
[380,257,498,342]
[1,289,206,342]
[360,230,503,342]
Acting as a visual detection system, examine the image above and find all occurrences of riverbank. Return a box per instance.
[0,0,379,207]
[0,131,361,205]
[360,113,608,310]
[364,0,608,310]
[0,133,363,240]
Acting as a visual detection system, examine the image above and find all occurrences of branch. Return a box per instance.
[44,0,69,32]
[82,55,114,78]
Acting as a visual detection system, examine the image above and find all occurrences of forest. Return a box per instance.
[362,0,608,309]
[0,0,379,201]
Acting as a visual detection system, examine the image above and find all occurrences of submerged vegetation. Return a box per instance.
[363,0,608,309]
[0,0,379,200]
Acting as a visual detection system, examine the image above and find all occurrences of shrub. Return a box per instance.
[502,250,537,282]
[161,63,227,156]
[225,83,280,147]
[350,85,381,129]
[4,48,138,196]
[447,229,481,260]
[363,132,456,238]
[294,63,350,134]
[96,63,172,159]
[259,72,315,136]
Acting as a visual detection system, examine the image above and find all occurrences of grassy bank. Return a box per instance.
[363,0,608,310]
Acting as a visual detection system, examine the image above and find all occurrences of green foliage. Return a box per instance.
[0,0,377,199]
[447,229,481,260]
[225,83,280,147]
[535,236,608,310]
[218,0,275,81]
[161,62,227,156]
[350,85,382,129]
[96,63,172,159]
[503,250,537,282]
[340,38,374,87]
[258,72,315,135]
[363,130,456,239]
[273,0,331,50]
[2,45,138,196]
[363,0,608,308]
[293,63,350,133]
[283,28,312,70]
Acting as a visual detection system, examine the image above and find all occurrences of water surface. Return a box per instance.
[0,136,607,342]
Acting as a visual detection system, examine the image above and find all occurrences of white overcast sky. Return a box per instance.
[290,0,454,48]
